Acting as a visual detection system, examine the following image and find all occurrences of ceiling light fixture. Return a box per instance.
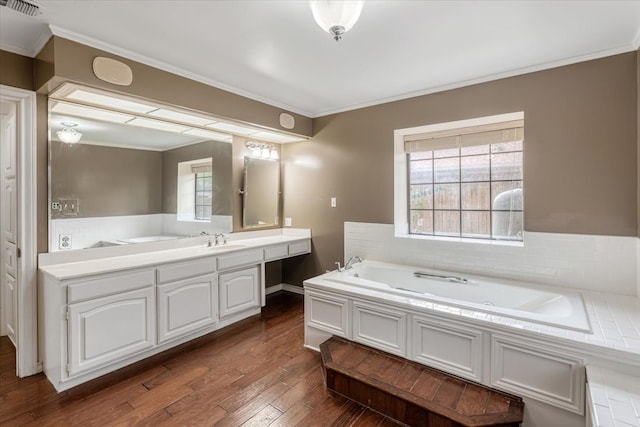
[56,122,83,144]
[310,0,364,41]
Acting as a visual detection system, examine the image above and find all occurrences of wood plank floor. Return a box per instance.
[0,292,402,426]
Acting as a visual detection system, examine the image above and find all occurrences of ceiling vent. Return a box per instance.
[0,0,39,16]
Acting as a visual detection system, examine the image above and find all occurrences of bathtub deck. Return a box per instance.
[320,336,524,427]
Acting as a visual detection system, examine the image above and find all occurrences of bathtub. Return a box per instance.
[323,260,591,333]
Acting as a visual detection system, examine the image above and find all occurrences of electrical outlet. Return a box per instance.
[51,201,62,211]
[285,217,292,227]
[59,234,72,250]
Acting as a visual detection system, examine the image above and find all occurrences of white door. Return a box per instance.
[0,85,38,377]
[1,100,18,346]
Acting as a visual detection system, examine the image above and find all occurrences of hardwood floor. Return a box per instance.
[0,292,401,426]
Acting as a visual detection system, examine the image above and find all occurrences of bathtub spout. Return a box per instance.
[414,271,468,284]
[345,256,363,270]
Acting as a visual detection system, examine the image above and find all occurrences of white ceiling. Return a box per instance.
[1,1,639,118]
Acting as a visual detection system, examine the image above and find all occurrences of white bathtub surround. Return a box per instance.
[304,261,640,427]
[327,260,591,332]
[345,222,638,296]
[49,214,234,251]
[586,365,640,427]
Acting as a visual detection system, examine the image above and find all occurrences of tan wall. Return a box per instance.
[50,141,163,217]
[282,52,638,286]
[0,50,34,90]
[162,141,232,215]
[638,49,640,238]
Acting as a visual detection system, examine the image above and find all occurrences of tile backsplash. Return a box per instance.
[344,222,638,296]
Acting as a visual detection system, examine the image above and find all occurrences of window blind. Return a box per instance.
[191,163,212,174]
[404,119,524,153]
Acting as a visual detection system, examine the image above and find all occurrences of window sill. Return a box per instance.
[176,217,211,224]
[394,232,525,247]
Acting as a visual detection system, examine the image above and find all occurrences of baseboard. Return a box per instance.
[266,283,304,295]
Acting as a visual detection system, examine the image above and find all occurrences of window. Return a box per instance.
[177,158,212,222]
[396,113,524,242]
[194,166,212,220]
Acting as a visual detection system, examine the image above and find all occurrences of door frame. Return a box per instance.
[0,85,38,377]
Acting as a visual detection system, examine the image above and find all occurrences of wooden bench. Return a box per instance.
[320,336,524,427]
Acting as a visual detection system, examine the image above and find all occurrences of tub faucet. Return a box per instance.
[345,256,363,270]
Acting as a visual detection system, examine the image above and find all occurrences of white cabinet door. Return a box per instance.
[219,266,259,318]
[67,286,155,376]
[157,274,218,343]
[352,300,407,356]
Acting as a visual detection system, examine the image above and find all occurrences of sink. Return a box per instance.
[203,243,246,252]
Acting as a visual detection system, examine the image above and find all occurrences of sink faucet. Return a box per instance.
[214,233,227,246]
[200,231,212,247]
[345,255,363,270]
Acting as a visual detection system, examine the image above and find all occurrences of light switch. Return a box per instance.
[331,197,337,208]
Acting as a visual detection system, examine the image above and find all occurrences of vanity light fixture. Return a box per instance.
[246,141,279,160]
[56,122,83,144]
[310,0,364,41]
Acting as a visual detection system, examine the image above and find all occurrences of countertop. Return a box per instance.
[587,365,640,427]
[39,233,310,280]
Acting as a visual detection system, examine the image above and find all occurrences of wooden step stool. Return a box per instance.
[320,336,524,427]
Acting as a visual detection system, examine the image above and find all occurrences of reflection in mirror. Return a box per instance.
[242,157,280,228]
[49,101,233,251]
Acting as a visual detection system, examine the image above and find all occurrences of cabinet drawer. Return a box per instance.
[352,300,407,356]
[67,286,155,376]
[490,334,585,414]
[264,245,288,262]
[411,314,484,383]
[217,249,263,271]
[156,257,216,284]
[68,269,155,303]
[305,290,349,338]
[288,240,310,256]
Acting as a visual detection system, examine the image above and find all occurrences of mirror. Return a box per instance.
[242,157,280,228]
[48,100,233,251]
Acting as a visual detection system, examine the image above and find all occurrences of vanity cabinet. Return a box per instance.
[39,235,311,392]
[219,266,260,318]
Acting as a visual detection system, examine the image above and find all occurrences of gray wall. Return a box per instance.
[282,52,638,286]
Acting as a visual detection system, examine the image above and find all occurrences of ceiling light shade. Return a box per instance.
[270,148,279,160]
[310,0,364,41]
[56,122,82,144]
